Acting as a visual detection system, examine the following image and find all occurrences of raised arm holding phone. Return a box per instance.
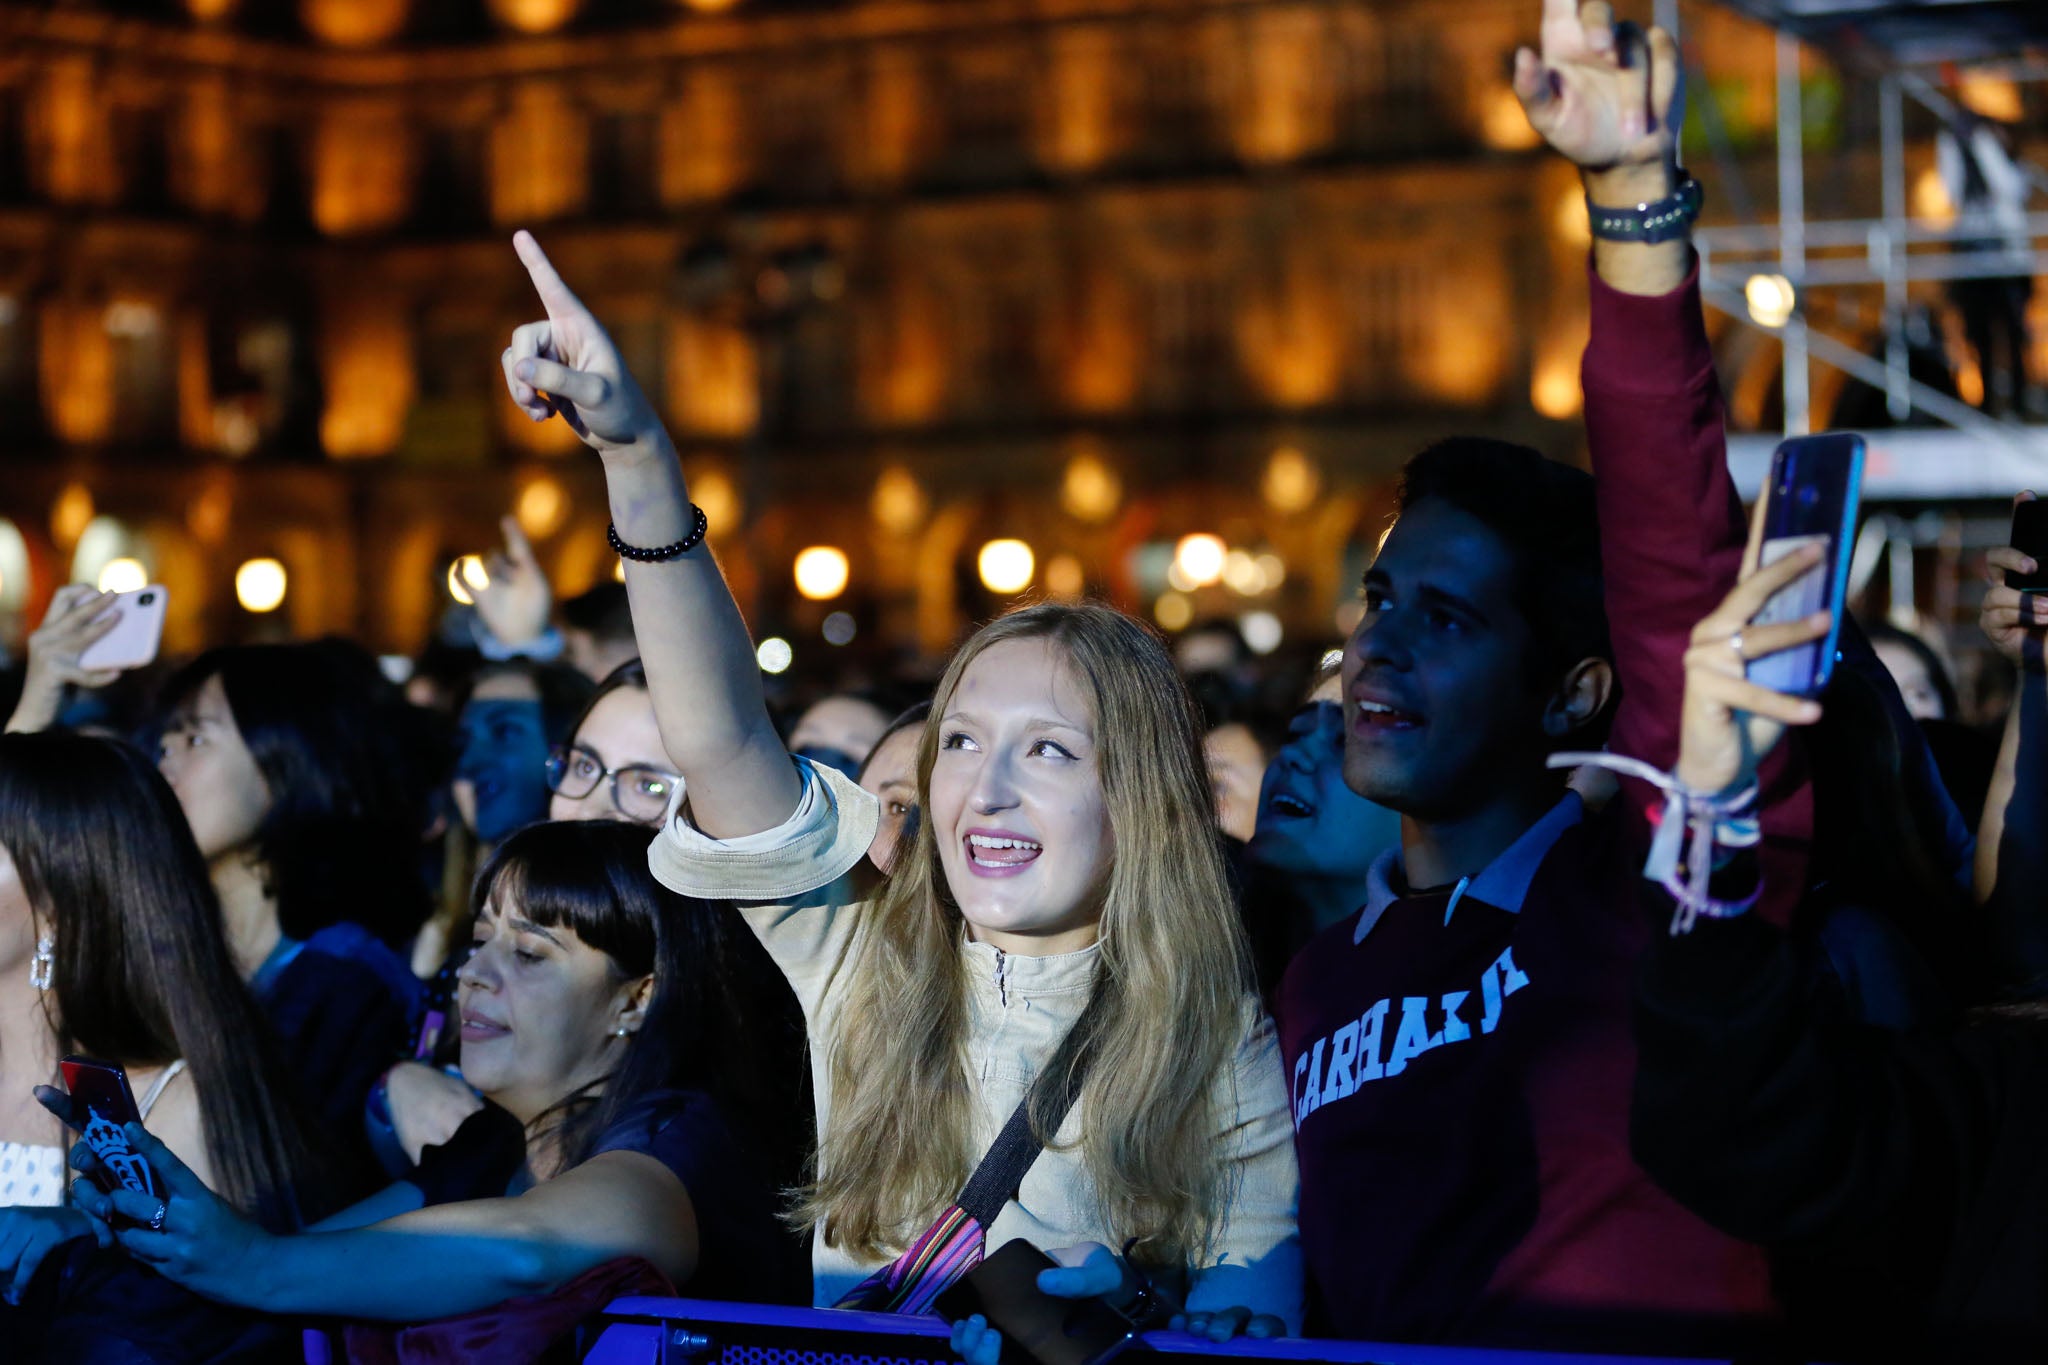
[6,586,127,734]
[1632,501,2048,1360]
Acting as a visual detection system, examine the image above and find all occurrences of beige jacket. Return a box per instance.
[650,759,1303,1330]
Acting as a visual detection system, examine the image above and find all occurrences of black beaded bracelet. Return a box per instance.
[609,504,708,563]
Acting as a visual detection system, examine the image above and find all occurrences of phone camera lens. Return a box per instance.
[138,592,156,606]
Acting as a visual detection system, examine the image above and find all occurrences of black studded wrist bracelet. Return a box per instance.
[1586,173,1703,245]
[609,504,708,563]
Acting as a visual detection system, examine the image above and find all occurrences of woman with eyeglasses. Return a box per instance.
[383,660,812,1184]
[544,662,681,828]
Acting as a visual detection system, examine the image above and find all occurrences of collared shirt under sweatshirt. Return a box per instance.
[1274,262,1809,1349]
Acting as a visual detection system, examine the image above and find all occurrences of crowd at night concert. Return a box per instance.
[1,3,2045,1362]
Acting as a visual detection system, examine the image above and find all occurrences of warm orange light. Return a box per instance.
[490,82,589,224]
[658,70,746,205]
[176,80,262,220]
[489,0,579,33]
[34,56,120,205]
[235,558,288,613]
[1061,274,1140,413]
[51,484,93,548]
[39,300,113,446]
[319,295,413,458]
[1957,73,2024,123]
[98,557,148,594]
[516,476,569,539]
[1531,356,1583,419]
[669,319,759,436]
[1060,451,1121,522]
[1173,534,1227,589]
[311,103,415,236]
[301,0,409,46]
[1045,554,1086,599]
[871,467,928,534]
[869,286,948,425]
[1261,447,1320,514]
[794,547,850,601]
[690,466,742,531]
[1223,549,1265,596]
[187,483,233,544]
[1480,86,1544,151]
[1745,274,1797,330]
[1912,166,1954,227]
[1154,592,1193,631]
[1957,358,1985,408]
[1041,29,1116,173]
[1233,10,1332,164]
[1238,273,1341,407]
[978,540,1035,594]
[1554,186,1592,247]
[448,555,489,605]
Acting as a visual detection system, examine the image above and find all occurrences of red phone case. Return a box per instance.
[59,1056,161,1204]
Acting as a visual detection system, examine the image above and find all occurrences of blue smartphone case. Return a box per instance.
[1744,433,1866,700]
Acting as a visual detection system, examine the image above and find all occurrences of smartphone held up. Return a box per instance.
[1744,433,1865,700]
[77,586,169,674]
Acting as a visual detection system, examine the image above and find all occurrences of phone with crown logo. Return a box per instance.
[58,1056,161,1208]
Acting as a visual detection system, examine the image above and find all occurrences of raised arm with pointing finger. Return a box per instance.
[501,231,800,838]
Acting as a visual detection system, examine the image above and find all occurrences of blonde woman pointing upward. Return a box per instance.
[500,231,1301,1345]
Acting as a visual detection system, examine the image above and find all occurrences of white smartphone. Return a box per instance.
[78,586,168,672]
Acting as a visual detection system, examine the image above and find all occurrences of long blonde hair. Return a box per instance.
[799,602,1255,1271]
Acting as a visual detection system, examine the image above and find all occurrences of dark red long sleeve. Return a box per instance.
[1581,259,1813,927]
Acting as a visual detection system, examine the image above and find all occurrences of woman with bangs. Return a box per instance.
[65,820,809,1339]
[493,233,1302,1342]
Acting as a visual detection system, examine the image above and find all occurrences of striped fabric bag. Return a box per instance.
[835,1007,1096,1317]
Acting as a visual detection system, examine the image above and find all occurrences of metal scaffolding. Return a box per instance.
[1690,1,2048,479]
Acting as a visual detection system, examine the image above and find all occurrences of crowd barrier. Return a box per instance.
[579,1299,1728,1365]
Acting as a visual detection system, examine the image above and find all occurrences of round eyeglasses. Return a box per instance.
[544,745,680,823]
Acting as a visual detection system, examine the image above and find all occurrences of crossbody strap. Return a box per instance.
[955,992,1100,1228]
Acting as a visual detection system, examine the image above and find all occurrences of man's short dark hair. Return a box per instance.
[561,582,634,644]
[1395,437,1613,703]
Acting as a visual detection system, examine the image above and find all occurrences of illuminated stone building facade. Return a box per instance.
[0,0,1793,659]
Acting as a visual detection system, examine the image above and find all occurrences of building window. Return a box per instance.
[415,123,489,234]
[590,109,658,218]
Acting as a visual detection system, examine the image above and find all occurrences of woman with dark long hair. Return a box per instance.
[0,732,328,1358]
[68,821,809,1331]
[155,641,433,1184]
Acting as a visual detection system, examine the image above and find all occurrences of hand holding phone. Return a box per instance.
[2006,497,2048,594]
[76,586,168,673]
[936,1241,1144,1365]
[55,1057,161,1208]
[1979,494,2048,672]
[1743,434,1865,699]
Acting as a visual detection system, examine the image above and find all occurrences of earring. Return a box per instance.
[611,1026,631,1039]
[29,934,52,992]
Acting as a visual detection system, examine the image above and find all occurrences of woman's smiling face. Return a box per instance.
[927,638,1113,957]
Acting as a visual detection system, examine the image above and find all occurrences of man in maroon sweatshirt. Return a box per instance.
[1274,0,1811,1349]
